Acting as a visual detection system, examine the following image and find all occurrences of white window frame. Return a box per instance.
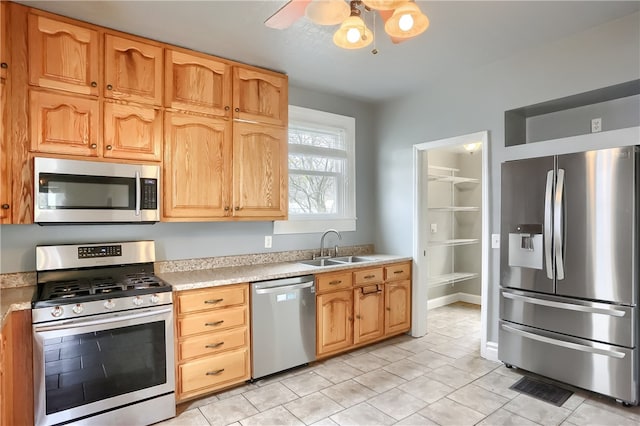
[273,105,356,234]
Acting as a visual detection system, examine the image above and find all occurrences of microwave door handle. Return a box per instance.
[135,171,141,216]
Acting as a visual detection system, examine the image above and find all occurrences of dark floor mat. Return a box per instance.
[509,376,573,407]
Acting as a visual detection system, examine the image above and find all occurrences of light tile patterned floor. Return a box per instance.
[158,302,640,425]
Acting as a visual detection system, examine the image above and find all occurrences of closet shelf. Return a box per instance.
[428,206,480,212]
[428,174,479,185]
[428,272,480,287]
[428,238,479,247]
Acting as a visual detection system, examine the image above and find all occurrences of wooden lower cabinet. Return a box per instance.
[174,284,250,402]
[354,285,384,345]
[0,310,33,426]
[316,262,412,359]
[316,289,353,356]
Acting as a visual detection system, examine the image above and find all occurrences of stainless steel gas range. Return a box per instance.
[31,241,175,426]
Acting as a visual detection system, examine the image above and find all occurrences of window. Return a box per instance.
[273,106,356,234]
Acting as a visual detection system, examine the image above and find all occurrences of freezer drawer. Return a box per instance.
[501,289,636,347]
[499,320,638,404]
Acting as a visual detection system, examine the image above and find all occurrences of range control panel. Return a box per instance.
[78,245,122,259]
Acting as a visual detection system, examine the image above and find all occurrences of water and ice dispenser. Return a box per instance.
[508,224,543,269]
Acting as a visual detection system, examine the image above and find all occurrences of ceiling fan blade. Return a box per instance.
[378,9,406,44]
[265,0,312,30]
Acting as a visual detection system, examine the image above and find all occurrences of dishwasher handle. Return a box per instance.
[254,281,314,294]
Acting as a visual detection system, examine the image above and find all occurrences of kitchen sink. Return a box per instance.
[298,256,377,267]
[330,256,376,263]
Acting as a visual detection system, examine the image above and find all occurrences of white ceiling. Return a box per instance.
[19,1,640,103]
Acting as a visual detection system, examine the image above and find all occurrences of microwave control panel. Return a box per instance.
[78,245,122,259]
[141,179,158,210]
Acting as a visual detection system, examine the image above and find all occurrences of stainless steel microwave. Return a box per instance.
[34,157,160,224]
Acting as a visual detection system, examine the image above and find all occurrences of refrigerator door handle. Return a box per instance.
[501,324,626,359]
[501,291,626,317]
[544,170,554,279]
[554,169,565,280]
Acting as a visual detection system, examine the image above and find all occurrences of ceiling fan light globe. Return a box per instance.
[384,2,429,39]
[333,15,373,49]
[305,0,351,26]
[362,0,408,11]
[398,13,414,31]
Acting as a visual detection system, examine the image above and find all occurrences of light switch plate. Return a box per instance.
[491,234,500,248]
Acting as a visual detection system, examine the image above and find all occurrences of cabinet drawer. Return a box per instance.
[179,348,249,394]
[317,271,352,293]
[353,268,383,286]
[179,327,248,361]
[178,306,248,337]
[177,284,248,314]
[385,262,411,281]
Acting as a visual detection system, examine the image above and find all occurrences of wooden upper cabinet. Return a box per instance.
[0,1,10,223]
[0,1,7,81]
[163,111,232,220]
[165,50,231,117]
[28,13,99,96]
[104,34,163,105]
[103,102,162,161]
[232,67,287,127]
[232,121,287,219]
[30,89,99,156]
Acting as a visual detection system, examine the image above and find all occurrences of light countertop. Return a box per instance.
[1,286,36,326]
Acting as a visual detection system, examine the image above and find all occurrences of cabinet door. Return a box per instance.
[316,289,353,356]
[29,89,100,156]
[28,13,99,96]
[103,102,162,161]
[104,34,163,105]
[385,280,411,335]
[232,67,287,126]
[165,50,231,117]
[0,2,9,223]
[232,121,287,219]
[163,112,232,219]
[354,285,384,345]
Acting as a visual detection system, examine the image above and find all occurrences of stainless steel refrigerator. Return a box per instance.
[499,145,639,405]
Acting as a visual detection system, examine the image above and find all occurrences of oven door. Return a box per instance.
[33,306,175,426]
[34,157,160,224]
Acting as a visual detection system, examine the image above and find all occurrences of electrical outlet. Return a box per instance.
[430,223,437,233]
[264,235,272,248]
[491,234,500,249]
[591,118,602,133]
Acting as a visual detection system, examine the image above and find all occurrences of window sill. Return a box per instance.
[273,218,356,235]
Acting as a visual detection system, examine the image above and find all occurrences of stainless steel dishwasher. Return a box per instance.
[250,275,316,379]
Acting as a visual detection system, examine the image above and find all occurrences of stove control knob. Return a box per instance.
[150,294,160,304]
[51,306,63,318]
[104,299,116,310]
[133,296,144,306]
[72,304,84,314]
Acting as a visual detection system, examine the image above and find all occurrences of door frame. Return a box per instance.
[411,130,491,359]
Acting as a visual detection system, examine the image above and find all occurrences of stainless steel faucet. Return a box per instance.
[319,229,342,258]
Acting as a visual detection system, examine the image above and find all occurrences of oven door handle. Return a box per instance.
[33,308,172,332]
[135,170,141,216]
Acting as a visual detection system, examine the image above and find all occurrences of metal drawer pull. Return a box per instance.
[502,292,626,317]
[393,270,404,274]
[364,275,376,279]
[206,369,225,376]
[205,320,224,326]
[205,342,225,349]
[501,324,625,359]
[204,298,224,304]
[361,286,381,295]
[329,280,342,285]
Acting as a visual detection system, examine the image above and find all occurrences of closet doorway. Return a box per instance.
[411,131,491,359]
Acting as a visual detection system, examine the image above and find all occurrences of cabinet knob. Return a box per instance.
[224,206,230,211]
[234,206,240,211]
[1,204,9,209]
[386,307,391,311]
[106,145,113,150]
[0,63,7,69]
[90,81,97,87]
[234,107,240,112]
[106,84,113,90]
[224,106,230,111]
[90,143,97,149]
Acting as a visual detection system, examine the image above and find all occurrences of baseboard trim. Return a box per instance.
[427,292,481,310]
[483,340,499,362]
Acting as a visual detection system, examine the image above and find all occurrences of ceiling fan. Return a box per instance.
[265,0,429,51]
